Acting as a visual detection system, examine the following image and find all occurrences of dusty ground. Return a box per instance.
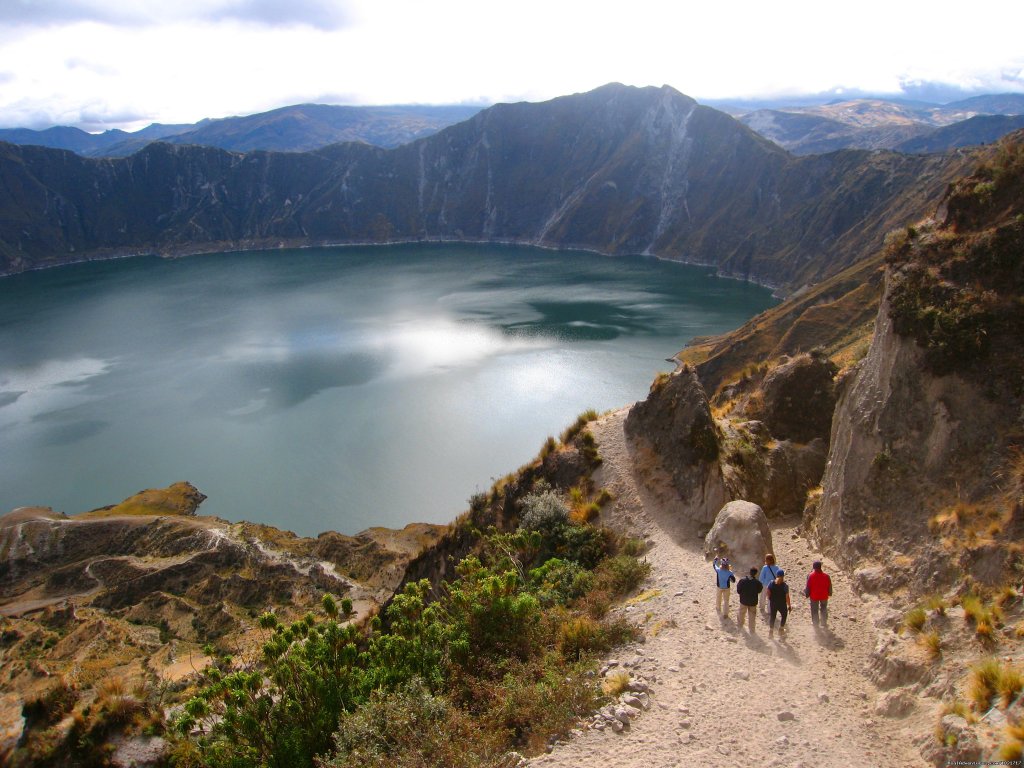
[530,408,929,768]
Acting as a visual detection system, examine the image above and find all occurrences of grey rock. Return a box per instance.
[777,711,796,721]
[110,736,169,768]
[875,688,917,718]
[703,500,773,575]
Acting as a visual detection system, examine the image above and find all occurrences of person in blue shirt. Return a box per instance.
[758,553,781,616]
[713,556,736,617]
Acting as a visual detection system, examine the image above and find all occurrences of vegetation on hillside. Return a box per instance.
[7,411,647,768]
[886,132,1024,386]
[169,491,646,767]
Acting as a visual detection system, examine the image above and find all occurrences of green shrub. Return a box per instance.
[529,559,594,607]
[594,555,650,596]
[556,616,606,660]
[519,491,569,534]
[176,620,365,768]
[443,557,544,668]
[475,653,600,755]
[322,680,507,768]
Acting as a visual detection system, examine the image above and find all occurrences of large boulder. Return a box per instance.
[703,500,772,575]
[760,352,838,443]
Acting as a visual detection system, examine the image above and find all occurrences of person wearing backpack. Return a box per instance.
[736,567,763,633]
[758,553,780,616]
[766,569,791,638]
[713,556,736,617]
[805,560,833,629]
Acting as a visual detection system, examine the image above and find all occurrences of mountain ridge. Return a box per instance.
[0,103,482,157]
[0,83,970,292]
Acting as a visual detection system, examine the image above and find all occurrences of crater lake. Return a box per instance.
[0,244,775,535]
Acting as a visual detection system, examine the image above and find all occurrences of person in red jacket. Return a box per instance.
[805,561,833,629]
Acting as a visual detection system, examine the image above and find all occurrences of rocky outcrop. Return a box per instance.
[625,366,728,525]
[703,500,772,574]
[759,352,838,443]
[721,427,828,518]
[807,283,1001,571]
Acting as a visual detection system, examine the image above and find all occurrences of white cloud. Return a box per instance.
[0,0,354,30]
[0,0,1022,130]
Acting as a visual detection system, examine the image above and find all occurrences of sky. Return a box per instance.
[1,0,1023,132]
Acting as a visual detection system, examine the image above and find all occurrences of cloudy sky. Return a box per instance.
[1,0,1022,131]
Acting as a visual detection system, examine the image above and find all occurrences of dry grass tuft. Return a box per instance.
[601,669,631,697]
[920,630,942,660]
[902,607,927,634]
[970,659,1023,711]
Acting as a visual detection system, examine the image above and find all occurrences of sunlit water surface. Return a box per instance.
[0,245,774,535]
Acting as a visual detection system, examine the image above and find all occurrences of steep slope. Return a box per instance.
[809,130,1024,579]
[0,84,966,291]
[895,114,1024,153]
[741,108,929,154]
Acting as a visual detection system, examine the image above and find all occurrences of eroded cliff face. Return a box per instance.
[807,132,1024,591]
[622,358,837,528]
[806,285,1002,586]
[624,366,728,526]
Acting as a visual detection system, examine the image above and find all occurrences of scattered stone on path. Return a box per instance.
[817,691,830,704]
[734,670,750,681]
[777,711,796,721]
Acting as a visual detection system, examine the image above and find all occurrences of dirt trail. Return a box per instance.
[529,408,926,768]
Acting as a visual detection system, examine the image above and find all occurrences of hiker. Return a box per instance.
[736,567,763,632]
[767,569,791,638]
[713,556,736,617]
[805,560,833,629]
[758,553,781,615]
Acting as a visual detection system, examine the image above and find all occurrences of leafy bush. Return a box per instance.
[519,491,570,534]
[176,620,365,768]
[594,555,651,596]
[174,491,644,767]
[473,653,600,755]
[321,680,508,768]
[529,558,594,607]
[518,490,612,567]
[441,557,544,668]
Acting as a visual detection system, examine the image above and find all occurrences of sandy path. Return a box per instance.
[529,409,925,768]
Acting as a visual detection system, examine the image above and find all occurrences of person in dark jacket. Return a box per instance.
[805,560,833,629]
[767,569,791,638]
[736,567,763,632]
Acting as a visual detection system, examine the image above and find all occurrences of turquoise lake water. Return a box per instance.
[0,244,774,535]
